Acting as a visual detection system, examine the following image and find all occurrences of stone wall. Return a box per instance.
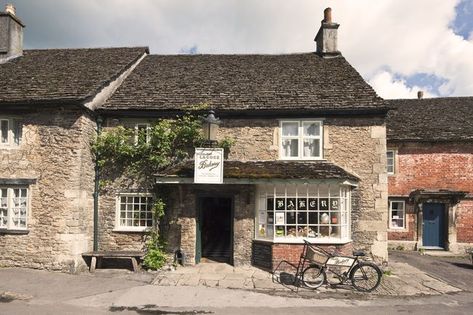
[219,117,388,261]
[98,116,388,264]
[0,107,95,271]
[162,184,255,266]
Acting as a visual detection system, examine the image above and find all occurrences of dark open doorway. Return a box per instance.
[197,197,233,264]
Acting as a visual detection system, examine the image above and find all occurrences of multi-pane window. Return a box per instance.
[280,120,323,159]
[116,194,153,230]
[0,118,22,146]
[0,187,28,230]
[387,150,395,174]
[134,123,150,145]
[389,200,405,229]
[256,184,351,242]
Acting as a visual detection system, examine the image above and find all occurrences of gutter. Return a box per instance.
[93,116,103,251]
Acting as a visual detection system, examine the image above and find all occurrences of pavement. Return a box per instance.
[0,252,470,314]
[152,257,461,297]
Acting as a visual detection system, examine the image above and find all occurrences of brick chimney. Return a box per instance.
[314,8,340,58]
[0,4,25,63]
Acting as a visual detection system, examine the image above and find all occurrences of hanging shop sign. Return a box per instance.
[194,148,224,184]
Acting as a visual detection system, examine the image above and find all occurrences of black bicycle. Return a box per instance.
[273,240,382,292]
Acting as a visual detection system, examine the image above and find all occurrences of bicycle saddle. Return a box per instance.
[352,250,366,256]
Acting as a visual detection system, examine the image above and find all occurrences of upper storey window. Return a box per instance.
[280,120,323,160]
[0,118,22,147]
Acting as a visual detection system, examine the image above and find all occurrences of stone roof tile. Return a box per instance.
[157,160,360,181]
[102,53,384,112]
[0,47,148,104]
[387,97,473,142]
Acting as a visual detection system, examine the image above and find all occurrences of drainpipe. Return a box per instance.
[93,116,103,251]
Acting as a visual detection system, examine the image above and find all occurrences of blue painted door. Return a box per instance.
[422,203,445,248]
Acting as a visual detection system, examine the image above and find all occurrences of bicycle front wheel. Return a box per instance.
[350,262,382,292]
[302,265,326,289]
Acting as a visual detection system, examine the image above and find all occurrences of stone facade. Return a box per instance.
[387,142,473,253]
[0,107,96,271]
[98,116,388,266]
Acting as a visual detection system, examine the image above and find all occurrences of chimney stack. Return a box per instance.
[417,90,424,99]
[0,3,25,63]
[314,7,340,58]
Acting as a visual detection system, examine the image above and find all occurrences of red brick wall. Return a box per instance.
[388,142,473,243]
[389,142,473,196]
[272,243,353,271]
[456,200,473,243]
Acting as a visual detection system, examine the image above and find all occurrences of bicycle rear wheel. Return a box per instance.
[350,262,382,292]
[302,265,326,289]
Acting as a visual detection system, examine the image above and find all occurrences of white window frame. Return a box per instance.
[255,183,352,244]
[279,120,323,160]
[114,193,154,232]
[134,123,150,145]
[0,117,22,147]
[387,150,395,175]
[389,200,406,230]
[0,187,29,231]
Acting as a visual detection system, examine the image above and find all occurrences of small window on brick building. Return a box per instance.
[0,187,29,231]
[389,200,405,229]
[387,150,395,174]
[115,194,153,231]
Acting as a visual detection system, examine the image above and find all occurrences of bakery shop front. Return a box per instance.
[156,159,359,270]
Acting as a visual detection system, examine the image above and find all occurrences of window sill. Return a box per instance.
[0,229,29,235]
[278,158,326,161]
[388,227,407,232]
[254,237,352,245]
[113,228,151,233]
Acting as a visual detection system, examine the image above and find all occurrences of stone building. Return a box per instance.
[96,8,389,269]
[1,6,390,271]
[386,97,473,254]
[0,5,148,271]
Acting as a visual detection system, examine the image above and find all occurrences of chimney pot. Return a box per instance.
[417,91,424,99]
[323,7,332,23]
[5,4,15,15]
[315,7,340,58]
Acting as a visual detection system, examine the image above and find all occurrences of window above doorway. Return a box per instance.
[279,120,323,160]
[134,123,150,145]
[0,118,22,147]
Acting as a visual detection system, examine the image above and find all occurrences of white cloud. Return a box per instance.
[368,71,435,99]
[12,0,473,98]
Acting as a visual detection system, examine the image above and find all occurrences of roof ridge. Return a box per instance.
[24,47,149,52]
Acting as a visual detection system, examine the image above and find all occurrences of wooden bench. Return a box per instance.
[82,251,145,272]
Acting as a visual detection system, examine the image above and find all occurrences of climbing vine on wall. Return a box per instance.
[91,112,234,269]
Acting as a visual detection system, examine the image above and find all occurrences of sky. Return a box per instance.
[4,0,473,99]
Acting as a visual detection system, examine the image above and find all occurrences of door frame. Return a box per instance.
[420,202,446,249]
[195,194,234,265]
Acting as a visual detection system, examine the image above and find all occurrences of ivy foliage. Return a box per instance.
[91,113,234,270]
[142,198,167,270]
[92,114,205,177]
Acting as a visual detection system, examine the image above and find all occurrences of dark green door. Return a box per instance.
[196,197,233,264]
[422,203,445,248]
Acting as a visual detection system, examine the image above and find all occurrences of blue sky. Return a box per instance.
[3,0,473,99]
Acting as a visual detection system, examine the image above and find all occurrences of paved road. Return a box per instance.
[390,250,473,291]
[1,252,473,315]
